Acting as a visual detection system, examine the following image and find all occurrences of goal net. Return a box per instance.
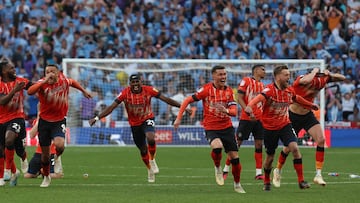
[61,59,325,146]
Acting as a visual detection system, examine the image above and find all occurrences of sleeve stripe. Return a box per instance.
[192,95,199,101]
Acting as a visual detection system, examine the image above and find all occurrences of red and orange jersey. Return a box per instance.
[0,77,30,123]
[292,75,330,103]
[193,83,237,130]
[116,85,160,126]
[261,83,295,130]
[237,77,264,120]
[36,73,71,122]
[35,143,57,154]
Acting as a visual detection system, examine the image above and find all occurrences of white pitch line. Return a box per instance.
[20,181,360,187]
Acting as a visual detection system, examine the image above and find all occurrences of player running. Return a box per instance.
[272,67,345,187]
[245,65,318,191]
[223,64,266,181]
[89,74,189,183]
[28,64,92,187]
[174,65,246,193]
[0,59,31,186]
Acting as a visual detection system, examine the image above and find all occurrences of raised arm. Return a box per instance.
[158,94,182,108]
[324,69,346,82]
[173,96,194,129]
[299,68,319,85]
[159,94,192,115]
[89,101,119,126]
[69,79,92,99]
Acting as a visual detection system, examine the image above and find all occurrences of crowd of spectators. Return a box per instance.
[0,0,359,125]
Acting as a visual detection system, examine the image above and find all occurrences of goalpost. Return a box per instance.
[62,59,325,146]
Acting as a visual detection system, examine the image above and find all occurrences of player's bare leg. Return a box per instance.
[308,124,326,186]
[53,137,65,175]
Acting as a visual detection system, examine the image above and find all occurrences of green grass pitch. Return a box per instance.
[2,146,360,203]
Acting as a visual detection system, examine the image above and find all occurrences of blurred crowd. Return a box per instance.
[0,0,359,125]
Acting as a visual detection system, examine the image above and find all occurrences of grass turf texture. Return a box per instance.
[2,146,360,203]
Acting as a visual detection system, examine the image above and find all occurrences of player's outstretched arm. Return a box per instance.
[325,70,346,82]
[293,95,319,110]
[174,96,194,129]
[69,79,92,99]
[159,94,182,108]
[159,94,192,114]
[89,101,119,126]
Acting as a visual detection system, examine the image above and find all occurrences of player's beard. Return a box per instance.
[280,79,289,89]
[9,72,17,80]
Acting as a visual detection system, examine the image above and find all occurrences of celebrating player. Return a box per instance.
[89,74,188,183]
[245,65,318,191]
[272,67,346,187]
[24,119,63,179]
[0,59,31,186]
[223,64,266,181]
[27,64,92,187]
[174,65,246,194]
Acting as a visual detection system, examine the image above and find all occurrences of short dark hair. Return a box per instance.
[46,64,59,69]
[273,65,288,76]
[251,64,265,74]
[211,65,225,74]
[0,60,9,77]
[0,59,9,67]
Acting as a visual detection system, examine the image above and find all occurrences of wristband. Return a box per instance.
[94,116,99,121]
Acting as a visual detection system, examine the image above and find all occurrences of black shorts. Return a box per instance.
[263,124,297,155]
[236,120,264,141]
[0,118,26,147]
[38,118,66,147]
[131,118,155,148]
[28,153,55,175]
[289,110,319,134]
[205,127,238,153]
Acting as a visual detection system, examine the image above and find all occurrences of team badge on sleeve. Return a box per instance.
[239,80,245,86]
[262,88,270,93]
